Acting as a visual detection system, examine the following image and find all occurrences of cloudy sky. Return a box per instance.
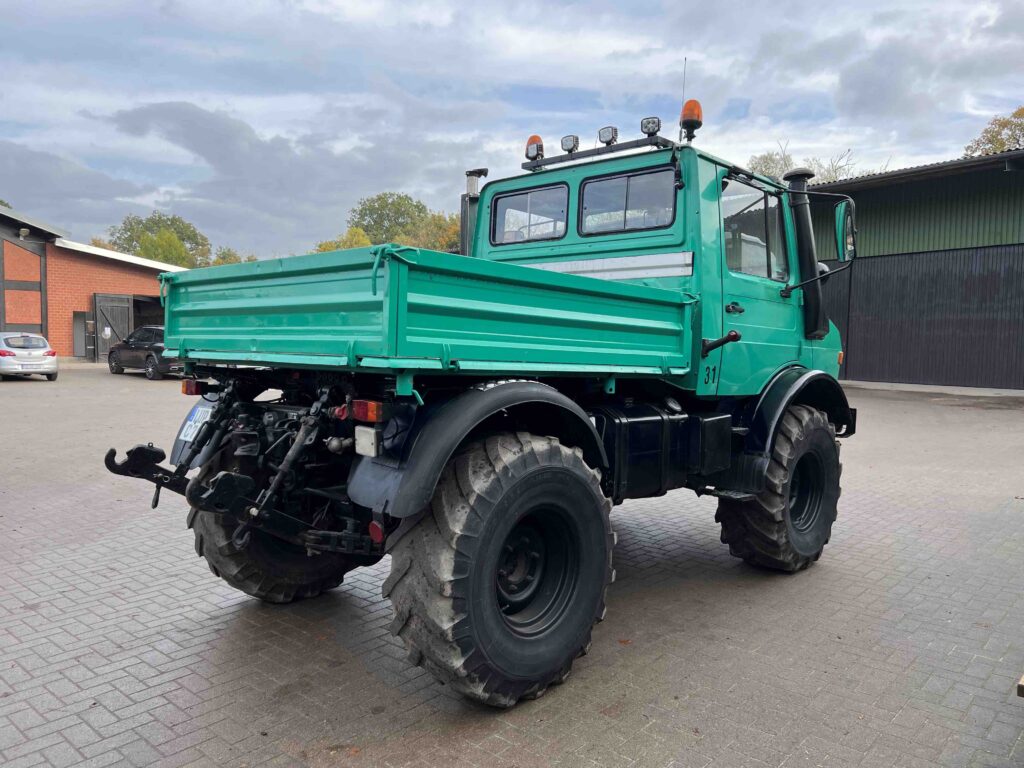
[1,0,1021,256]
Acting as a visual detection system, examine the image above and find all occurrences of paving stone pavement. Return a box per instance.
[2,365,1023,768]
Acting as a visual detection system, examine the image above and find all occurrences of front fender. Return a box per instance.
[747,367,856,456]
[346,381,609,531]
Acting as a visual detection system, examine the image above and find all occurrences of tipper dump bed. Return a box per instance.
[160,244,694,377]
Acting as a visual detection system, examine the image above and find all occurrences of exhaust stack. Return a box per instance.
[459,168,488,257]
[783,168,828,340]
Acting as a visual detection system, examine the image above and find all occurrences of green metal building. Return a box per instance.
[809,148,1024,389]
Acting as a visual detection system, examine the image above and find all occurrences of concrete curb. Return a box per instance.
[843,379,1024,398]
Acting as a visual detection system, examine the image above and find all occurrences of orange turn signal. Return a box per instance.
[352,399,385,423]
[838,351,845,365]
[182,380,208,396]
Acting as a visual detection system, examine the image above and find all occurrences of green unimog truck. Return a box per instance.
[107,102,858,707]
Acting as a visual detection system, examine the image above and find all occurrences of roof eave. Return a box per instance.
[54,238,188,273]
[811,148,1024,192]
[0,208,69,239]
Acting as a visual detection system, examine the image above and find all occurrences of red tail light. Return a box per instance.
[181,380,209,396]
[43,350,57,357]
[352,399,385,423]
[0,349,13,357]
[368,520,385,544]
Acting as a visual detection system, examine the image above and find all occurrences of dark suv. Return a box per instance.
[107,326,181,380]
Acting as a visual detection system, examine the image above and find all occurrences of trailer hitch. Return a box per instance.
[104,380,239,508]
[104,444,190,508]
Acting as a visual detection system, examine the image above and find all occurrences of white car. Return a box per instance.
[0,332,58,381]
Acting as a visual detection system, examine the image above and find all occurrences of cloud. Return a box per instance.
[0,140,152,236]
[0,0,1021,255]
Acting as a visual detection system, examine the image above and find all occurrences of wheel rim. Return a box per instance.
[495,509,579,638]
[146,359,155,376]
[109,354,118,371]
[788,452,825,533]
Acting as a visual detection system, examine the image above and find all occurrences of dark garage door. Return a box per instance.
[94,294,132,360]
[821,244,1024,389]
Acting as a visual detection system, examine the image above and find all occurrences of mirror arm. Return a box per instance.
[780,260,853,299]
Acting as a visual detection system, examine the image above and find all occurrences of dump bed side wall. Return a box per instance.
[163,249,388,364]
[394,250,692,374]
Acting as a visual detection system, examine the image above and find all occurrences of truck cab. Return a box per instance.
[466,135,844,399]
[107,102,858,708]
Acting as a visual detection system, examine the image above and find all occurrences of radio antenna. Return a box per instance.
[679,57,688,143]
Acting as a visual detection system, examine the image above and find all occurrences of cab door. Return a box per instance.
[717,177,801,395]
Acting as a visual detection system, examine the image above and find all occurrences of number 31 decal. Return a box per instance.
[704,365,717,385]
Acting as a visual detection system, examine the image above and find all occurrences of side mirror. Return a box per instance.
[834,200,857,262]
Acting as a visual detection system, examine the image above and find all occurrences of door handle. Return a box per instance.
[725,301,745,314]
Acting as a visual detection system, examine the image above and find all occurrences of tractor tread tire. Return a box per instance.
[716,405,841,572]
[189,458,364,604]
[384,433,613,708]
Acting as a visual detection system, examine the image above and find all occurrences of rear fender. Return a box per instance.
[747,367,856,456]
[346,381,609,546]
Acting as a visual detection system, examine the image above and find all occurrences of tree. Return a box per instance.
[0,199,11,209]
[90,237,115,250]
[965,106,1024,157]
[747,142,864,183]
[747,142,795,181]
[137,228,191,267]
[804,149,858,184]
[211,246,258,265]
[348,193,429,244]
[314,226,372,252]
[108,211,211,267]
[397,211,461,252]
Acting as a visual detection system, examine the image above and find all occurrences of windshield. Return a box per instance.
[4,335,47,349]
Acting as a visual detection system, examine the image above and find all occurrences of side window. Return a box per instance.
[126,329,144,343]
[491,185,568,245]
[722,178,788,282]
[152,328,164,344]
[580,168,675,235]
[136,328,155,343]
[766,195,789,281]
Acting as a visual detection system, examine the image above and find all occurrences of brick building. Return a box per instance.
[0,208,186,359]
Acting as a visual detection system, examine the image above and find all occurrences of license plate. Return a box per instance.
[20,364,43,370]
[180,406,213,442]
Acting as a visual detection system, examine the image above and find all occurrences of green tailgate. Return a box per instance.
[162,245,694,377]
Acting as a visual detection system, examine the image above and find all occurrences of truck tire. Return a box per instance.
[384,433,614,707]
[716,405,841,572]
[189,454,371,603]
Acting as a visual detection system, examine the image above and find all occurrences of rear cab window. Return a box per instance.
[491,185,568,245]
[4,335,47,349]
[580,167,676,235]
[477,149,688,292]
